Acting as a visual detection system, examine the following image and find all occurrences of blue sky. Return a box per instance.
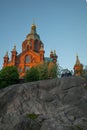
[0,0,87,71]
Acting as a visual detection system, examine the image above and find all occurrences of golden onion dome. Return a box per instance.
[31,24,36,30]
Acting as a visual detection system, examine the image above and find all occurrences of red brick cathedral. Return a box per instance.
[3,24,57,78]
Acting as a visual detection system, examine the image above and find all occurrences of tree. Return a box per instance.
[48,63,58,78]
[24,67,39,82]
[0,66,19,88]
[83,65,87,79]
[25,62,60,82]
[36,63,48,80]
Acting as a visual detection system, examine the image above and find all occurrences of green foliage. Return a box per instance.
[29,128,34,130]
[71,126,84,130]
[25,67,39,82]
[83,65,87,79]
[84,85,87,89]
[0,66,19,88]
[48,63,58,78]
[25,62,59,82]
[26,113,38,120]
[76,126,84,130]
[37,63,48,80]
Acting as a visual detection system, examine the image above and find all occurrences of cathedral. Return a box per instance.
[3,24,83,78]
[3,24,57,78]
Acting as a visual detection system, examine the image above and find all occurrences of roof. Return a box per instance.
[74,55,83,67]
[61,69,71,74]
[75,55,81,65]
[44,57,53,62]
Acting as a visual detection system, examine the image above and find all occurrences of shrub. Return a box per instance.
[0,66,19,88]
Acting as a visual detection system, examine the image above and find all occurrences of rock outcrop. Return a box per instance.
[0,76,87,130]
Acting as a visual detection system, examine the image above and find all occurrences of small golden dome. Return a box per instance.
[31,24,36,30]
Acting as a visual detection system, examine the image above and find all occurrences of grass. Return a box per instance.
[84,85,87,89]
[72,126,84,130]
[76,126,84,130]
[26,113,38,120]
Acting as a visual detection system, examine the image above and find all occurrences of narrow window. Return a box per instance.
[25,55,31,63]
[34,41,38,51]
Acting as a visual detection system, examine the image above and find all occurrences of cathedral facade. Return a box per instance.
[3,24,57,78]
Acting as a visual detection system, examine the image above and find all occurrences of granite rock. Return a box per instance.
[0,76,87,130]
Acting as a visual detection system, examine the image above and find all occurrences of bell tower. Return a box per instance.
[11,45,17,65]
[50,50,58,64]
[3,51,9,67]
[39,44,45,62]
[73,54,83,76]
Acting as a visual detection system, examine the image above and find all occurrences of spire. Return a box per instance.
[74,54,83,76]
[50,50,53,54]
[12,45,16,51]
[31,23,36,34]
[75,54,81,65]
[5,51,8,57]
[53,50,56,56]
[50,50,57,56]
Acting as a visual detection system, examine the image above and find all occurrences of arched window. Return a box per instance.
[25,55,31,63]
